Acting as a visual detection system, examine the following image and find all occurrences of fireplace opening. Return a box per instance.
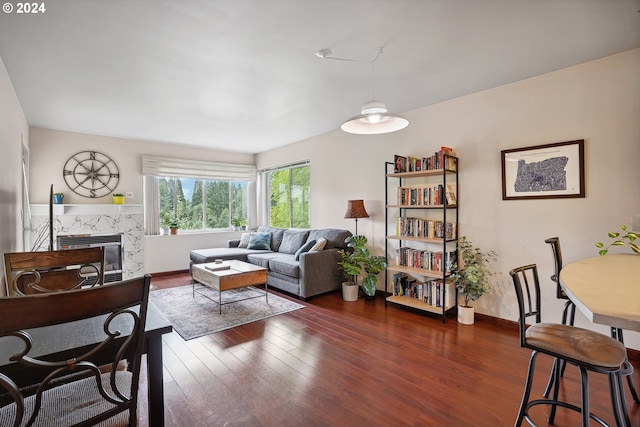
[56,233,124,283]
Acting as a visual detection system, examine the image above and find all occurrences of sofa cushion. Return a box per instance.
[295,239,316,261]
[268,255,300,278]
[279,229,310,254]
[238,232,254,248]
[190,248,259,264]
[257,226,285,251]
[307,229,352,249]
[309,237,327,252]
[248,232,271,250]
[246,252,283,269]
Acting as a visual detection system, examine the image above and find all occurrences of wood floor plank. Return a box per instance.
[139,275,640,427]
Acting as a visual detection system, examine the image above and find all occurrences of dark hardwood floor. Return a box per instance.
[139,272,640,427]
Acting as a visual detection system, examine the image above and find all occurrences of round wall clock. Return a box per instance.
[63,151,120,198]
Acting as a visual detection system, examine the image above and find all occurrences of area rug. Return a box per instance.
[149,285,305,340]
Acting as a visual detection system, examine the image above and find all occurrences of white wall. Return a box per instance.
[257,49,640,349]
[0,56,29,278]
[28,128,255,273]
[24,49,640,349]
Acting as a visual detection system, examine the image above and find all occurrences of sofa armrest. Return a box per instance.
[227,239,240,248]
[299,249,343,298]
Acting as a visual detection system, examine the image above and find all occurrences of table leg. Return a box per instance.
[147,335,165,426]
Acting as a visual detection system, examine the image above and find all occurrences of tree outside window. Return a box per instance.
[159,177,247,231]
[269,165,309,228]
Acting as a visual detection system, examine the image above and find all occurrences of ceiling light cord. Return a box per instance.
[317,46,408,134]
[316,46,383,64]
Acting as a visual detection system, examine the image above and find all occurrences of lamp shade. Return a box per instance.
[344,200,369,219]
[341,100,409,135]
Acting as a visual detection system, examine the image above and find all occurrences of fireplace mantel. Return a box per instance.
[30,204,143,216]
[28,204,144,280]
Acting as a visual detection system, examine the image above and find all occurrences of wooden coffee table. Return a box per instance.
[191,260,268,314]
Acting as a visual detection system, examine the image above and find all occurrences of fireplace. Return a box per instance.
[56,233,125,283]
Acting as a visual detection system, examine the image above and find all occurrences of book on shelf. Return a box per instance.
[394,155,407,173]
[392,277,456,308]
[397,184,445,206]
[395,217,456,240]
[445,183,457,205]
[393,150,458,173]
[396,247,456,272]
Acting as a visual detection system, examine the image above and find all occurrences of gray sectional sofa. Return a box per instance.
[189,226,352,299]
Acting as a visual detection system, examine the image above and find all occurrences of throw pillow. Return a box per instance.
[295,239,316,261]
[309,237,327,252]
[238,232,254,248]
[247,232,272,250]
[278,229,310,254]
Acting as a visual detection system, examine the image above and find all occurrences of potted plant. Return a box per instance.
[112,193,125,204]
[169,218,179,235]
[449,236,497,325]
[338,235,387,301]
[231,217,246,231]
[52,192,64,204]
[595,225,640,255]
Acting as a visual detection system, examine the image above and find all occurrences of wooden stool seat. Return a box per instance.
[526,323,626,369]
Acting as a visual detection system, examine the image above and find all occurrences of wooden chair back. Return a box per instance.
[0,275,151,426]
[4,247,106,296]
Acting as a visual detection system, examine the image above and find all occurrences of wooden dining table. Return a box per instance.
[560,253,640,409]
[0,302,173,426]
[559,254,640,332]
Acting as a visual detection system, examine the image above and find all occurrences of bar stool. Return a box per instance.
[510,264,629,427]
[543,237,575,397]
[545,237,639,405]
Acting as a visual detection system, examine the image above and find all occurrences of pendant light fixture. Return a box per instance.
[316,47,409,135]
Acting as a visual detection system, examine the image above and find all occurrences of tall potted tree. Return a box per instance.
[338,235,387,301]
[449,236,497,324]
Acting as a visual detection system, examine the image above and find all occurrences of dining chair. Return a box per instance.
[509,264,629,427]
[0,275,151,426]
[4,247,106,296]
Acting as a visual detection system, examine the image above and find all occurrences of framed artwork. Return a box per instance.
[501,140,584,200]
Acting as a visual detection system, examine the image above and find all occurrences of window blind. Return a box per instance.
[141,154,256,181]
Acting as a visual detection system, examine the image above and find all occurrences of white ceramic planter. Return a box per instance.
[457,305,475,325]
[342,282,359,301]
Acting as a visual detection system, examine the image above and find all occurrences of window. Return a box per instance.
[158,178,247,231]
[141,155,256,235]
[266,162,310,228]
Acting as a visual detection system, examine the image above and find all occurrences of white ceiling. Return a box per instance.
[1,0,639,153]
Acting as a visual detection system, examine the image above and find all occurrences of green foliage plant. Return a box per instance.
[449,236,497,308]
[595,225,640,256]
[337,235,388,297]
[231,217,245,227]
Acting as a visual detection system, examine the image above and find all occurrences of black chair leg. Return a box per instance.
[548,354,562,424]
[611,327,640,404]
[610,371,631,427]
[516,352,539,427]
[579,366,590,427]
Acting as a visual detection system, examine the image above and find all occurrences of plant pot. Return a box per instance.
[170,227,178,235]
[52,194,64,204]
[363,293,376,302]
[458,305,475,325]
[342,282,358,301]
[112,195,125,204]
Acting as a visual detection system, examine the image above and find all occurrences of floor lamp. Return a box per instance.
[344,200,369,235]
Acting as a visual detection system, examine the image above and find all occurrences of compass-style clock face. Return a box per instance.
[63,151,120,198]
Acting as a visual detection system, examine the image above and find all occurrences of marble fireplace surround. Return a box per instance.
[29,204,144,280]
